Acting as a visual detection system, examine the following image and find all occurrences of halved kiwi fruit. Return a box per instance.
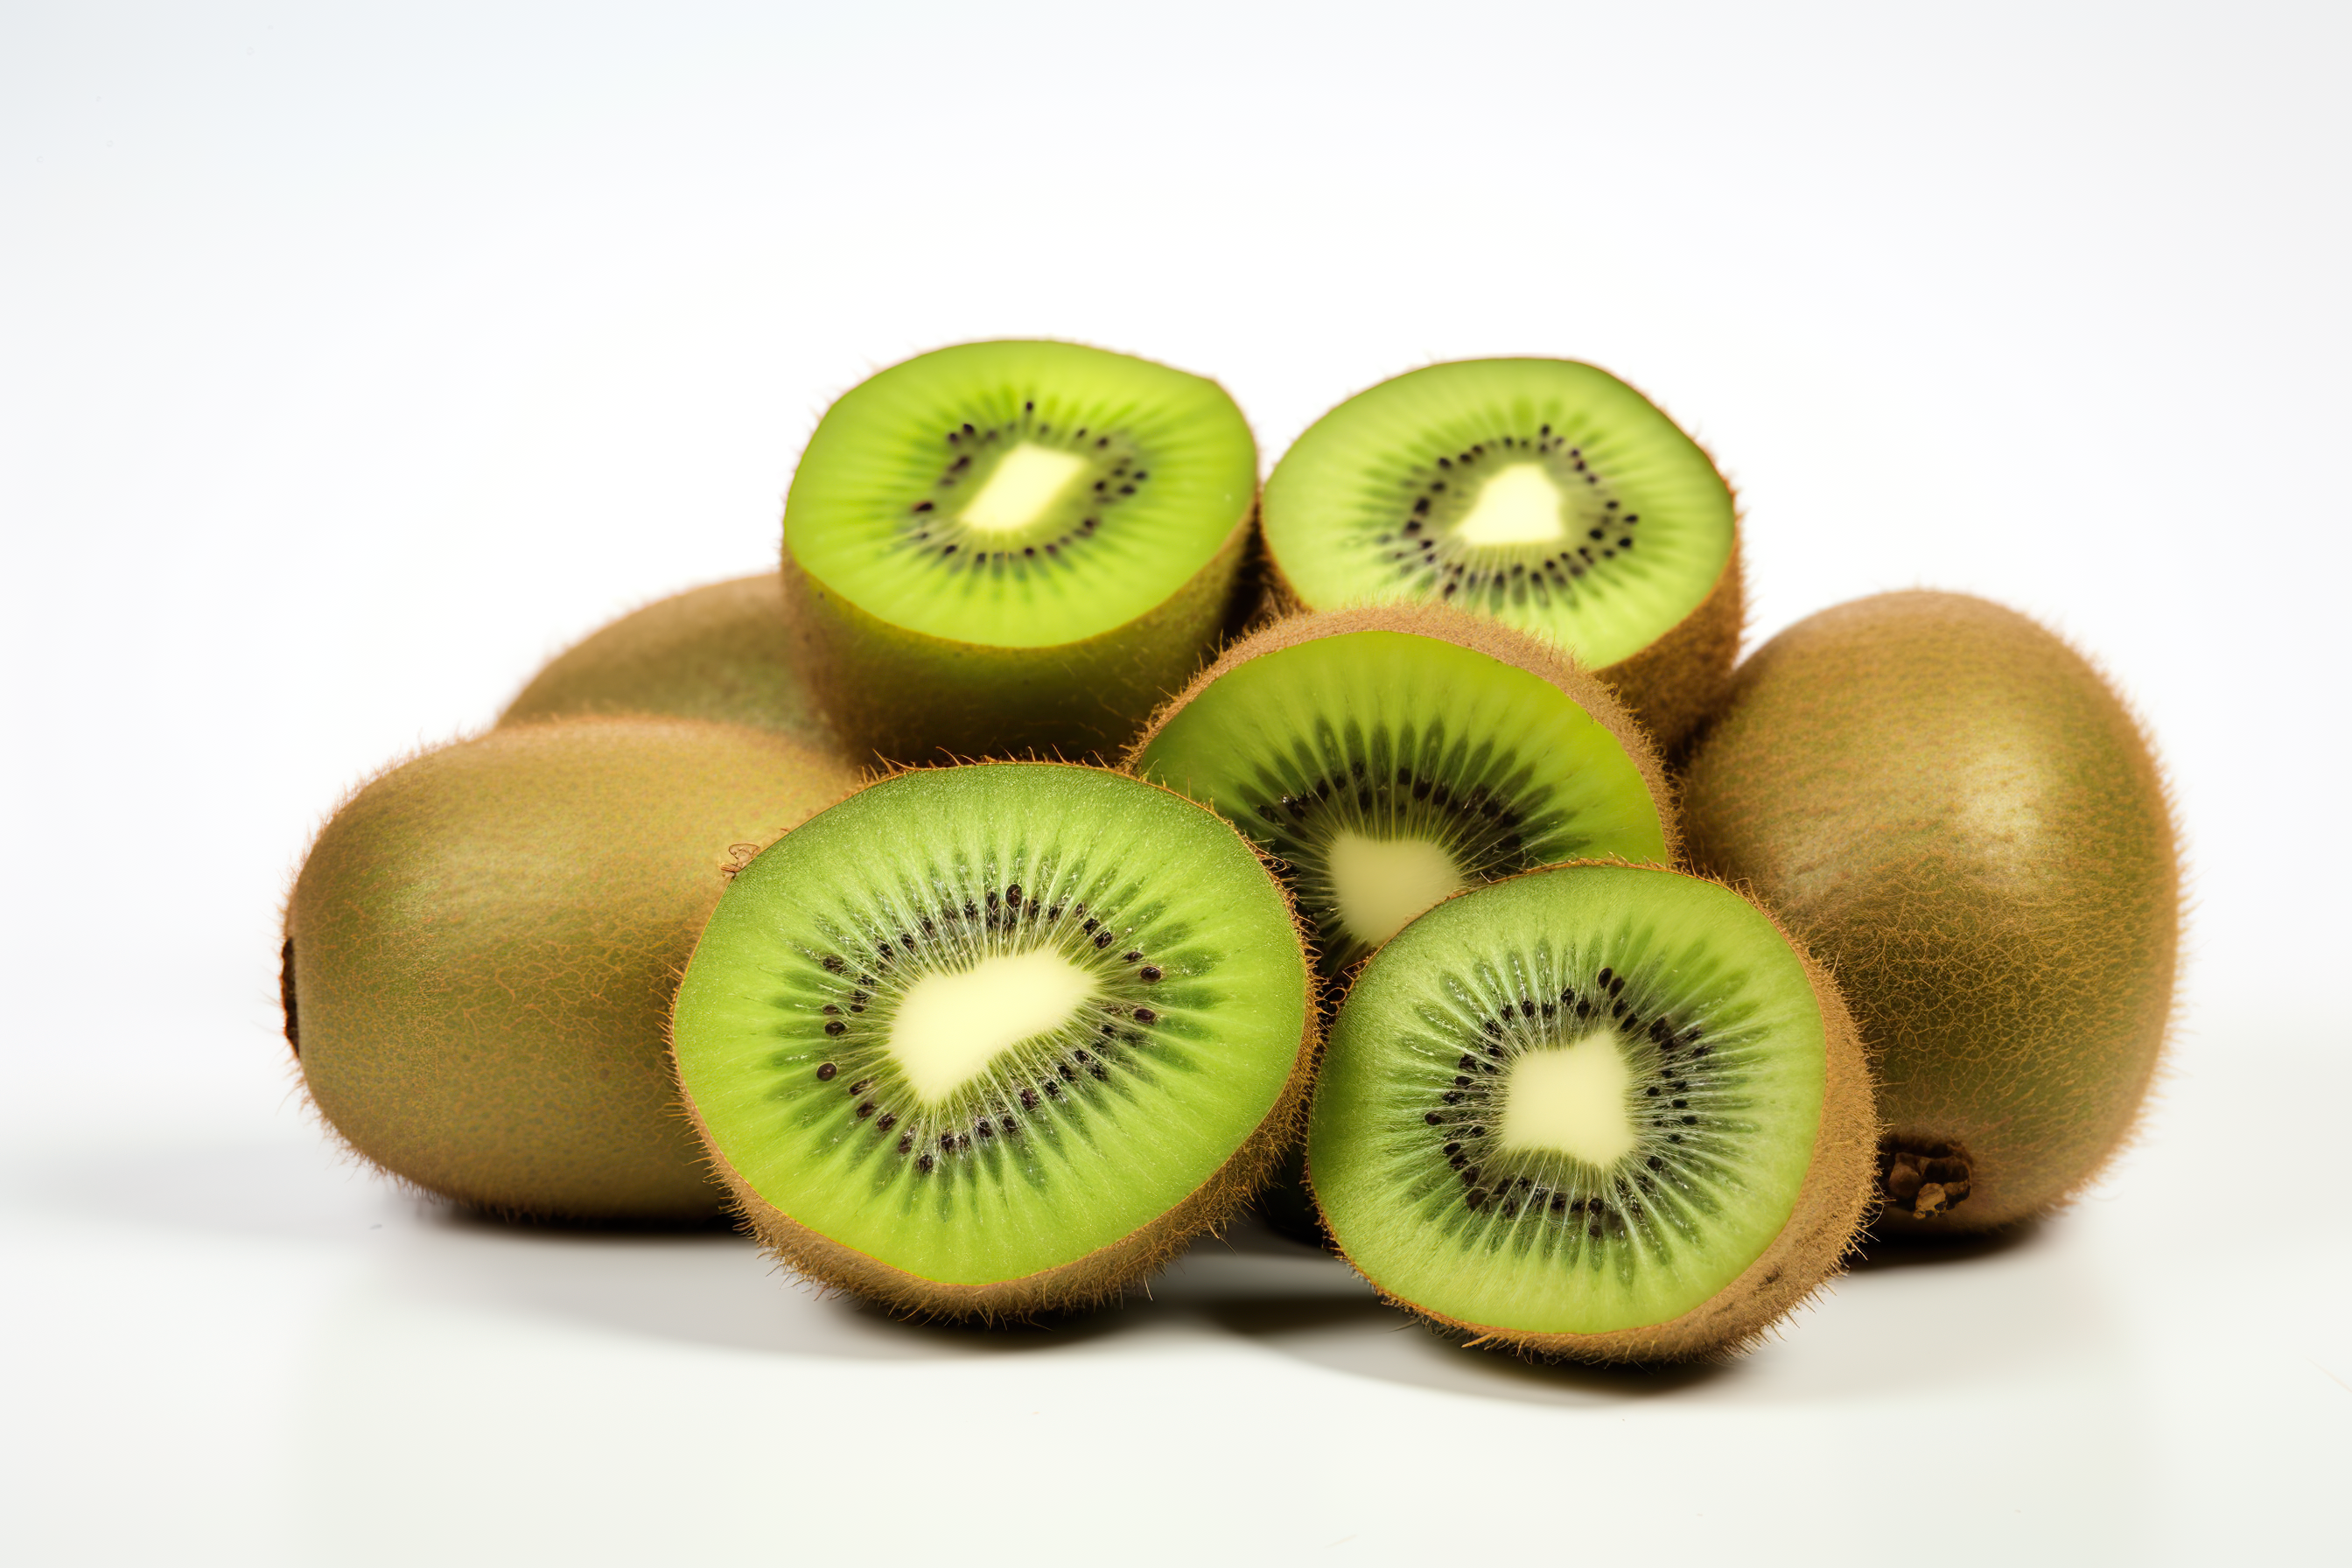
[1679,592,2180,1231]
[669,762,1314,1319]
[284,717,859,1222]
[1127,604,1675,986]
[1307,862,1875,1362]
[1261,359,1740,748]
[500,572,836,751]
[783,340,1258,764]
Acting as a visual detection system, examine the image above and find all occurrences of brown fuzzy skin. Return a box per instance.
[670,760,1322,1321]
[1309,865,1879,1364]
[786,513,1254,766]
[285,717,860,1222]
[500,572,841,752]
[1261,534,1742,755]
[1125,600,1682,868]
[1678,592,2182,1232]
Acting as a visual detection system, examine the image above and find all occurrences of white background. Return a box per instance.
[4,4,2347,1563]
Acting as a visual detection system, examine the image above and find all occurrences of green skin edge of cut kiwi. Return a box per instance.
[785,519,1252,766]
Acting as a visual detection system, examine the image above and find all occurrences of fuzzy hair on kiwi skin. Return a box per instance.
[1679,592,2183,1233]
[1123,598,1684,868]
[668,760,1324,1324]
[284,716,864,1225]
[1304,863,1880,1365]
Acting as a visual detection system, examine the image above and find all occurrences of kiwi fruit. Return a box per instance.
[1127,604,1676,987]
[1260,359,1741,749]
[669,762,1315,1319]
[500,572,837,750]
[1678,592,2180,1231]
[1307,862,1875,1362]
[782,340,1259,764]
[284,717,859,1222]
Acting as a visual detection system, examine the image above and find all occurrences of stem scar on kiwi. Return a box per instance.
[782,340,1261,766]
[668,760,1318,1321]
[1259,358,1744,752]
[1679,591,2181,1232]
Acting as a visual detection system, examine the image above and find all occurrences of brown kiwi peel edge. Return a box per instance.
[1303,864,1881,1365]
[666,760,1325,1323]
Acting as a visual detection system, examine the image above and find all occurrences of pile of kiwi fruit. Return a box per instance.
[284,341,2179,1362]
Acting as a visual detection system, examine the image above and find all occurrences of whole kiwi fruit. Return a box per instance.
[1679,592,2180,1231]
[284,716,859,1222]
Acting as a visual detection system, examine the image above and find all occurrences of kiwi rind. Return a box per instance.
[284,716,860,1222]
[1258,359,1745,751]
[500,572,839,751]
[670,760,1320,1320]
[782,340,1260,764]
[785,518,1251,763]
[1126,602,1681,971]
[1306,861,1877,1363]
[1678,592,2180,1232]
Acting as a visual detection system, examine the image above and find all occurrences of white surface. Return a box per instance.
[4,4,2348,1564]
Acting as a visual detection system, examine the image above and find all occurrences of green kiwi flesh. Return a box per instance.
[784,340,1258,763]
[284,717,859,1222]
[1679,592,2180,1231]
[1261,358,1741,748]
[500,572,837,751]
[1308,862,1874,1362]
[670,762,1314,1318]
[1128,604,1675,984]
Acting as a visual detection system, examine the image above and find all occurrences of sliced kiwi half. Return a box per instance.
[783,340,1258,763]
[1127,605,1675,985]
[1261,359,1741,748]
[500,572,837,751]
[1307,863,1875,1362]
[670,762,1314,1319]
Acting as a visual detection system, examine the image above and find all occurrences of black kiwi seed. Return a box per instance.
[816,1062,837,1081]
[1139,965,1163,983]
[1134,1007,1158,1024]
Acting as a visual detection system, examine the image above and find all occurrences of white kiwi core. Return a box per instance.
[887,948,1094,1102]
[1327,831,1467,946]
[959,444,1087,534]
[1497,1027,1639,1166]
[1453,463,1566,546]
